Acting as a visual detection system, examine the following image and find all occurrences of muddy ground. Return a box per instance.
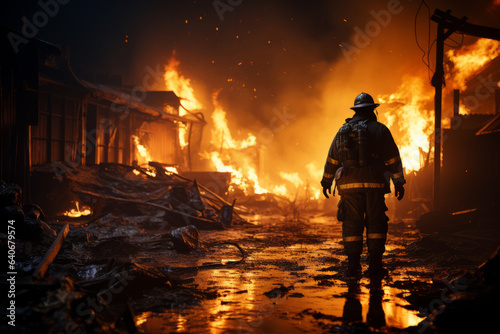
[129,213,498,334]
[3,207,499,334]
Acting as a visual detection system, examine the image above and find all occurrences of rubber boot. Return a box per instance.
[347,254,361,278]
[368,253,387,279]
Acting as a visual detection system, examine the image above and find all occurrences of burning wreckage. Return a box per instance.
[1,7,500,334]
[0,27,299,333]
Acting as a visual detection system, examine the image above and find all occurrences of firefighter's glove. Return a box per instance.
[321,180,333,199]
[394,182,405,201]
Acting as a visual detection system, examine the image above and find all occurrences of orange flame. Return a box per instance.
[446,38,500,91]
[164,54,203,149]
[63,201,91,218]
[279,172,304,186]
[211,91,256,149]
[131,135,152,166]
[378,76,434,172]
[165,166,179,174]
[164,55,203,112]
[207,151,268,195]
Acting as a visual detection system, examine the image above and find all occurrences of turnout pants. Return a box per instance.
[337,192,389,257]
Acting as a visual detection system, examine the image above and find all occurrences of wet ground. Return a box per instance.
[132,214,434,333]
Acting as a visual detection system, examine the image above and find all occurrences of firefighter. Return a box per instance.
[321,92,405,279]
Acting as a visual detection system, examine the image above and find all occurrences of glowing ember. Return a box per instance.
[63,201,91,218]
[165,166,179,174]
[447,38,500,91]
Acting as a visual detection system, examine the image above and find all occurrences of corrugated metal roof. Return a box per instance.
[476,113,500,135]
[81,80,202,123]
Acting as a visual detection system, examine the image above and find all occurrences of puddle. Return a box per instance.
[134,215,426,333]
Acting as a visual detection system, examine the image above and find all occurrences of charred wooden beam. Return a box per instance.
[454,90,460,117]
[33,223,70,280]
[431,9,500,41]
[495,88,500,115]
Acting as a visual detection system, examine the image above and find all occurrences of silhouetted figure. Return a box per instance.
[321,92,405,279]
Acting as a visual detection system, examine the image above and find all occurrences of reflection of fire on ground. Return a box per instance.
[129,39,499,206]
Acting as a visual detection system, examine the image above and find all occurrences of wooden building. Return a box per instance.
[1,28,205,202]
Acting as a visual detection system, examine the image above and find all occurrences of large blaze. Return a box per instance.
[145,37,498,199]
[210,91,256,150]
[446,38,500,91]
[163,54,203,149]
[378,76,434,173]
[131,135,152,166]
[207,91,267,195]
[375,38,500,173]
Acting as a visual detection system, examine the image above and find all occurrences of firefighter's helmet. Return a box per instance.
[350,92,380,110]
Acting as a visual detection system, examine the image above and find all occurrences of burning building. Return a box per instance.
[0,27,211,216]
[1,1,500,333]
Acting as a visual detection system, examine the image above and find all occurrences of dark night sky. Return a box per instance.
[2,0,499,179]
[2,1,499,113]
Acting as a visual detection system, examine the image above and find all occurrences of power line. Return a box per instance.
[414,0,434,77]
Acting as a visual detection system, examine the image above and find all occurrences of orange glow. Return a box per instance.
[205,90,270,195]
[447,38,500,91]
[164,166,179,174]
[63,201,91,218]
[378,76,434,172]
[131,135,152,166]
[163,56,202,111]
[211,91,256,150]
[279,171,303,186]
[163,54,203,149]
[207,151,268,195]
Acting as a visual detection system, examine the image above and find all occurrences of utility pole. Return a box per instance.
[430,9,500,211]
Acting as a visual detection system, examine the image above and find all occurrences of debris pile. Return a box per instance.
[0,167,248,333]
[50,162,246,229]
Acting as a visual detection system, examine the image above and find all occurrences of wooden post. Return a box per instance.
[453,89,460,117]
[433,24,445,211]
[495,88,500,114]
[33,224,70,280]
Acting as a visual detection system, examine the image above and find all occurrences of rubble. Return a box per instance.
[0,173,248,333]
